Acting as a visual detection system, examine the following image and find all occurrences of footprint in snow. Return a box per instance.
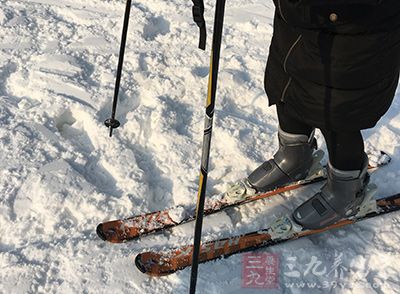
[191,66,209,78]
[142,16,170,41]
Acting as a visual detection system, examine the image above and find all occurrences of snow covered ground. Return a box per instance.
[0,0,399,293]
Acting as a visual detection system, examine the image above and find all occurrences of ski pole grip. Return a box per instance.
[192,0,207,50]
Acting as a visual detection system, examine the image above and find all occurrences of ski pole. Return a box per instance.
[105,0,132,137]
[190,0,226,293]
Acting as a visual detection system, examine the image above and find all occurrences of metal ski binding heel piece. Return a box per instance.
[306,150,326,180]
[354,183,379,218]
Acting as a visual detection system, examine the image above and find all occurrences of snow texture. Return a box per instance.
[0,0,399,293]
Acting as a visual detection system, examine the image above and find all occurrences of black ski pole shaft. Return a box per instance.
[189,0,226,293]
[105,0,132,137]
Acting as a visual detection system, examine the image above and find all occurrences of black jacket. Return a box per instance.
[265,0,400,131]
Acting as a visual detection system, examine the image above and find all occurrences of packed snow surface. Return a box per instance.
[0,0,399,293]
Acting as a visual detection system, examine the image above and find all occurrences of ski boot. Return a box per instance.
[292,153,371,230]
[247,127,320,193]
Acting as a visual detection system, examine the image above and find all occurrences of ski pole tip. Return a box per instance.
[104,118,121,137]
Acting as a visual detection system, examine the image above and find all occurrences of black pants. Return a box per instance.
[276,102,365,171]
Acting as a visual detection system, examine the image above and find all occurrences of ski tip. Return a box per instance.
[96,223,107,241]
[135,254,147,274]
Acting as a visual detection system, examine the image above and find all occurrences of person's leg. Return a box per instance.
[247,103,319,192]
[276,102,314,137]
[321,129,365,170]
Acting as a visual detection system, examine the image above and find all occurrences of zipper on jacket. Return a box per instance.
[277,0,288,23]
[280,35,302,102]
[283,35,302,73]
[280,77,292,102]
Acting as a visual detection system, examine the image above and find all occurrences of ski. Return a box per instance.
[96,151,390,243]
[135,189,400,276]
